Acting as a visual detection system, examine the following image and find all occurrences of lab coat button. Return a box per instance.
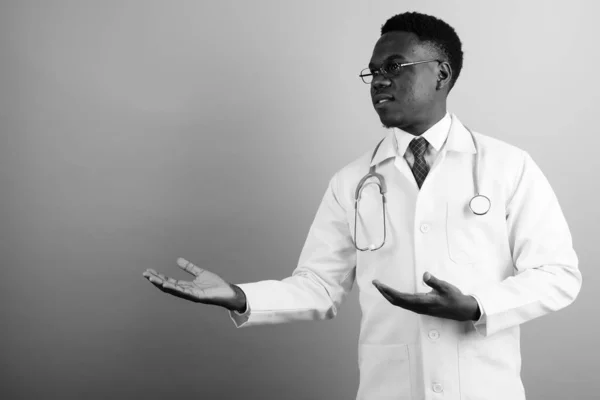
[432,383,443,393]
[428,330,440,340]
[420,224,430,233]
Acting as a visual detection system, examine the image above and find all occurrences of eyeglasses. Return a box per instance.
[359,59,441,84]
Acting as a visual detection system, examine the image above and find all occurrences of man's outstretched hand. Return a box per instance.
[372,272,481,321]
[142,258,247,313]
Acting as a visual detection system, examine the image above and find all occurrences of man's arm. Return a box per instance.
[228,172,357,328]
[470,150,582,336]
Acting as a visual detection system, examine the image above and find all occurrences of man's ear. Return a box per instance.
[436,61,453,90]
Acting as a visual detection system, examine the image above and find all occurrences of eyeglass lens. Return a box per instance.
[360,58,406,84]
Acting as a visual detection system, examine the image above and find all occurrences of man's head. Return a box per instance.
[367,12,463,133]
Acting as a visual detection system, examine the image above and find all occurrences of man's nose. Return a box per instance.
[371,74,391,90]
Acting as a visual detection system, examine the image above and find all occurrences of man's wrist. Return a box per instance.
[230,284,248,313]
[467,295,481,321]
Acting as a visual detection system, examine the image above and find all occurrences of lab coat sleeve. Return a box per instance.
[469,151,582,337]
[228,172,357,328]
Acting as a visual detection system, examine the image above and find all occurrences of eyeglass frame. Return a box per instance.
[359,59,442,84]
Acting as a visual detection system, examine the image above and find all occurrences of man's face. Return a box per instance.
[368,31,441,129]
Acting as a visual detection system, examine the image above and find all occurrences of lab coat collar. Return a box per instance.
[368,131,398,167]
[445,113,477,154]
[369,113,476,167]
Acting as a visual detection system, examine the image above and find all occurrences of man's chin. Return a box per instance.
[379,115,401,129]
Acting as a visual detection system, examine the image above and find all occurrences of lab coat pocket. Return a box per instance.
[357,343,412,399]
[458,329,522,398]
[445,200,485,264]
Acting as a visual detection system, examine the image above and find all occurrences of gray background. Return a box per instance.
[1,1,598,399]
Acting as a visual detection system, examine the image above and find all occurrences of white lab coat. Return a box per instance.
[229,113,582,400]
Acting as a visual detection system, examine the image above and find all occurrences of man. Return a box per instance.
[143,12,582,400]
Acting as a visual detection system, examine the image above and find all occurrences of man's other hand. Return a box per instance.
[372,272,480,321]
[142,258,246,312]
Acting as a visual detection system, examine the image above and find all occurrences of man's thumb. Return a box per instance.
[424,272,446,292]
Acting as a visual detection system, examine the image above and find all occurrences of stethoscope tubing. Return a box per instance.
[352,125,490,251]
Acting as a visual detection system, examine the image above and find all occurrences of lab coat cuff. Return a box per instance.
[232,302,249,315]
[228,307,250,328]
[469,294,488,336]
[228,283,252,328]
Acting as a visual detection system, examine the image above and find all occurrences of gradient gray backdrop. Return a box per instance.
[2,1,598,399]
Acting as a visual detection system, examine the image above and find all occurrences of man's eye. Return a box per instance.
[386,62,402,73]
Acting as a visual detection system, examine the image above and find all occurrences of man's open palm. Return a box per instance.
[142,258,238,310]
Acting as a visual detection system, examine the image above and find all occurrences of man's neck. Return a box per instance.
[395,106,447,136]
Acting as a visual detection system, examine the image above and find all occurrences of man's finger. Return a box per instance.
[147,275,164,287]
[145,274,179,293]
[163,281,190,292]
[147,274,162,283]
[177,257,204,277]
[161,283,201,302]
[373,282,429,310]
[155,272,170,281]
[389,292,427,309]
[146,277,195,300]
[377,288,396,305]
[423,272,448,293]
[145,270,169,283]
[143,270,161,279]
[374,282,418,303]
[150,271,177,285]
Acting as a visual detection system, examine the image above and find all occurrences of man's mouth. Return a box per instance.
[373,94,395,107]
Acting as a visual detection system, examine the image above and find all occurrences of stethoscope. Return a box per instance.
[352,126,491,252]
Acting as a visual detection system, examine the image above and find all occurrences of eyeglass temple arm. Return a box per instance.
[359,59,442,77]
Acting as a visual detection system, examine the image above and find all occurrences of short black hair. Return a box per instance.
[381,12,463,91]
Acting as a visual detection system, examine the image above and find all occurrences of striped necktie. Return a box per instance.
[408,137,429,189]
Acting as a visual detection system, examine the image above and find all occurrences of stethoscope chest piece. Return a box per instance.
[469,194,491,216]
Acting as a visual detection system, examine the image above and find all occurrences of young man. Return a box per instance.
[144,12,581,400]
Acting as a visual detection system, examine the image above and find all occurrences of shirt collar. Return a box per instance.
[394,112,451,157]
[369,113,476,167]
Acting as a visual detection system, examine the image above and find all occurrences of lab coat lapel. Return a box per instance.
[394,156,420,191]
[369,130,422,191]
